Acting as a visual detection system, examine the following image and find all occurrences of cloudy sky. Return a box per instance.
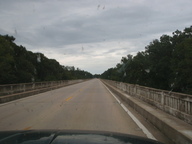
[0,0,192,74]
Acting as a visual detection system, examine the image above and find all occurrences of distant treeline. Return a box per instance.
[0,35,93,84]
[100,26,192,94]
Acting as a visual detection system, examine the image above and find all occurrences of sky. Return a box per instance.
[0,0,192,74]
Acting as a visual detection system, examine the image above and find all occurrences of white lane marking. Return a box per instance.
[102,82,156,140]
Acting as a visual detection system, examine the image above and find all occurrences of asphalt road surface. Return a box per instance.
[0,79,171,143]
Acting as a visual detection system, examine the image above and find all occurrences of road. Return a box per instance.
[0,79,171,143]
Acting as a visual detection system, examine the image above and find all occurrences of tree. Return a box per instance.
[0,34,93,84]
[145,35,173,90]
[101,25,192,94]
[0,35,17,84]
[171,38,192,93]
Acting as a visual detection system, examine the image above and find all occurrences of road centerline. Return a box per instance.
[65,96,73,101]
[23,126,32,130]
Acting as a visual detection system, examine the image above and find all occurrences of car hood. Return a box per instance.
[0,130,163,144]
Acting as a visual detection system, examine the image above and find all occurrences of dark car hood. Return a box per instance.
[0,130,163,144]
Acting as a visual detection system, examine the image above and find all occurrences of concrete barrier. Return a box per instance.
[102,79,192,125]
[101,79,192,144]
[0,79,88,104]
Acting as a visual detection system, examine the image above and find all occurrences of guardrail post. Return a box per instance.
[161,92,165,105]
[11,85,13,94]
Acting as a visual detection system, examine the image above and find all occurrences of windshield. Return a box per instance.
[0,1,192,144]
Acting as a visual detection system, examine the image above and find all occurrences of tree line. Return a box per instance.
[0,35,93,84]
[100,26,192,95]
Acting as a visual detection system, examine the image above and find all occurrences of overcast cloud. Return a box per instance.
[0,0,192,74]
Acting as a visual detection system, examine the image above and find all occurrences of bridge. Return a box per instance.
[0,79,192,144]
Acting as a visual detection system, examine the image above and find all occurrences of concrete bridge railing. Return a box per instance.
[103,79,192,125]
[0,80,84,96]
[0,79,88,103]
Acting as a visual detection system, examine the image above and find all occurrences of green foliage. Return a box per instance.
[0,35,93,84]
[0,35,17,84]
[101,26,192,94]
